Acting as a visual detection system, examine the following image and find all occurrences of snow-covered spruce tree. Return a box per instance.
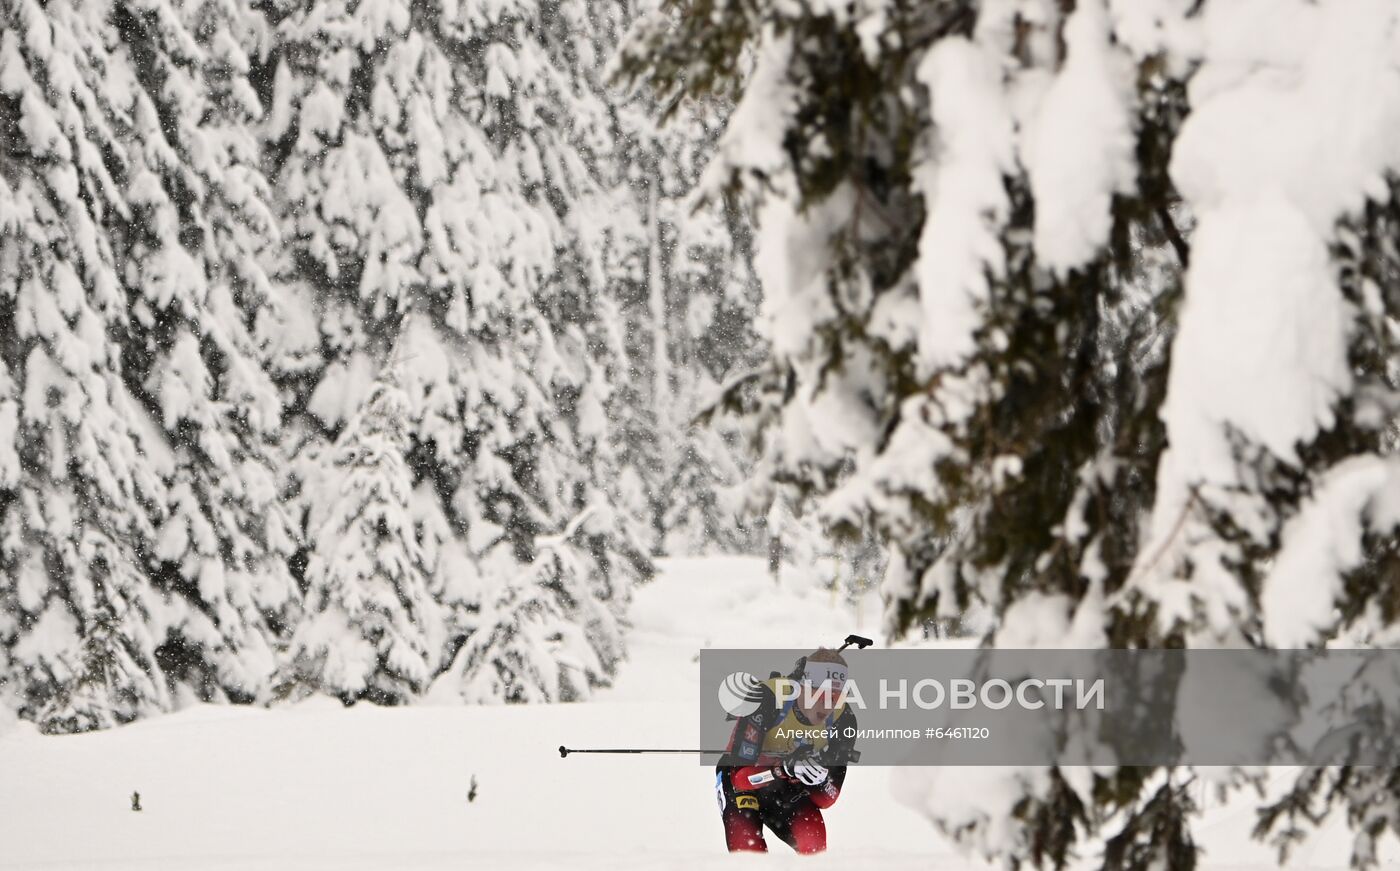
[255,0,649,702]
[657,161,769,556]
[610,90,767,555]
[0,0,296,731]
[622,0,1400,867]
[282,355,442,703]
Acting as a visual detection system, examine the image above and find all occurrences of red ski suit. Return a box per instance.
[714,680,858,854]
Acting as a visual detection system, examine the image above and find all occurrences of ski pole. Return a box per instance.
[559,745,862,763]
[559,746,725,757]
[562,639,874,760]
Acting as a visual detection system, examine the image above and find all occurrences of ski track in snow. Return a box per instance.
[0,557,1383,869]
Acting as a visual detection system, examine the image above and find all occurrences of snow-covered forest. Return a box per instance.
[8,0,1400,867]
[617,0,1400,866]
[0,0,787,727]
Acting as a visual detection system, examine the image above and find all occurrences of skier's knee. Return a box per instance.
[723,808,768,853]
[788,806,827,853]
[730,835,768,853]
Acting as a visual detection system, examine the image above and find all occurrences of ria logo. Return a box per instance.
[718,671,766,717]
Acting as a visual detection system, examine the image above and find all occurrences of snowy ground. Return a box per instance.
[0,557,1384,869]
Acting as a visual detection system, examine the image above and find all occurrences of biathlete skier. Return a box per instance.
[714,648,858,854]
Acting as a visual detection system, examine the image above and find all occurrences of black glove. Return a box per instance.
[780,757,829,787]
